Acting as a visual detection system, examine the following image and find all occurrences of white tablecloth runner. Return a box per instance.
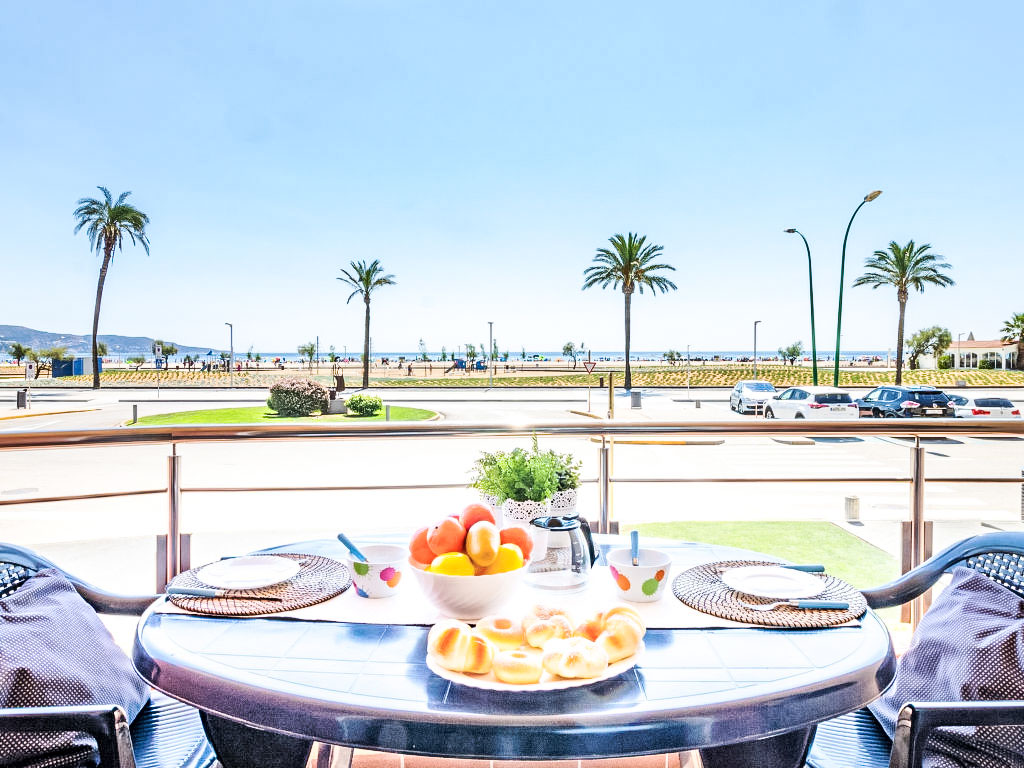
[156,565,858,629]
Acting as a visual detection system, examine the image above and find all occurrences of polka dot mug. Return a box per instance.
[606,548,671,602]
[345,544,405,599]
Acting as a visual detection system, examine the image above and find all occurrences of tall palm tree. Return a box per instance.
[853,240,953,385]
[337,259,396,387]
[582,232,677,390]
[73,187,150,388]
[1000,312,1024,370]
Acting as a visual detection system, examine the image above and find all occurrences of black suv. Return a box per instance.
[855,385,954,418]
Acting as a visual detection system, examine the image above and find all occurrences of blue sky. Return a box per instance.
[2,1,1021,356]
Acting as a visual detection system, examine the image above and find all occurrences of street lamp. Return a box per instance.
[753,320,762,379]
[957,332,964,370]
[686,344,691,399]
[224,322,234,388]
[785,230,818,385]
[488,321,494,387]
[834,190,882,385]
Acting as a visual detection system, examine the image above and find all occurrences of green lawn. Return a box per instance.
[625,520,898,590]
[133,405,437,425]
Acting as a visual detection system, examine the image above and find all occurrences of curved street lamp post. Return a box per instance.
[785,229,818,385]
[753,320,762,379]
[834,190,882,385]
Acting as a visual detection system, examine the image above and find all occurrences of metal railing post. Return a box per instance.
[909,436,926,626]
[599,436,611,534]
[166,445,181,586]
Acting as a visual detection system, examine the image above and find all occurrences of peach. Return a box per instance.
[499,526,534,560]
[427,516,467,556]
[460,502,496,530]
[409,526,434,565]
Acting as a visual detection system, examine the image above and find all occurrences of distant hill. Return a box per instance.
[0,325,219,357]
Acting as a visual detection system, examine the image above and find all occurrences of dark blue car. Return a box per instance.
[855,385,954,418]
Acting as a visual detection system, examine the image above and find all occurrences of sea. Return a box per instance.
[249,349,895,363]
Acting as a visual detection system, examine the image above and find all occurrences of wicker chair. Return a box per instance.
[806,531,1024,768]
[0,543,218,768]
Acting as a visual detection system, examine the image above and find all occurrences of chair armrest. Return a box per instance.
[889,700,1024,768]
[0,704,137,768]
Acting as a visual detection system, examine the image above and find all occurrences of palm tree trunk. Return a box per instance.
[894,297,907,385]
[362,296,371,388]
[91,247,113,389]
[623,290,633,390]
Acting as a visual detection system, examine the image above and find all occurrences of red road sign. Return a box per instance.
[583,361,597,374]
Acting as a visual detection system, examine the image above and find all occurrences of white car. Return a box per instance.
[947,395,1021,418]
[763,386,859,420]
[729,380,778,414]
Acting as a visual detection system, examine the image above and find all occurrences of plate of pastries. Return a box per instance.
[425,603,646,691]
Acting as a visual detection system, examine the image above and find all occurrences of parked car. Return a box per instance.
[763,386,859,420]
[729,380,778,414]
[855,385,954,418]
[947,395,1021,418]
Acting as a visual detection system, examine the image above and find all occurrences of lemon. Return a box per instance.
[481,543,524,574]
[428,552,475,576]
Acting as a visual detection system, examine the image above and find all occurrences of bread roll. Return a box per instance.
[492,649,544,684]
[427,619,494,674]
[603,605,645,630]
[595,614,644,663]
[477,615,525,651]
[573,612,606,642]
[524,614,572,648]
[541,637,609,679]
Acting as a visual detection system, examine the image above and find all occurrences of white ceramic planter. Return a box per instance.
[549,488,578,516]
[501,498,550,526]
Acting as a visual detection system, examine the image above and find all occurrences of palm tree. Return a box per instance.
[582,233,677,390]
[337,259,396,387]
[853,241,953,385]
[1001,312,1024,370]
[73,187,150,388]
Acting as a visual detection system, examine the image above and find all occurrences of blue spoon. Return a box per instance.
[337,533,368,562]
[630,530,640,566]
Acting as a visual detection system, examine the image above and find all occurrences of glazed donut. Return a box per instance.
[524,614,573,648]
[427,619,494,674]
[522,604,573,631]
[541,636,609,679]
[492,649,544,684]
[595,614,644,663]
[476,615,525,651]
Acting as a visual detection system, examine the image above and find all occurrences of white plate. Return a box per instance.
[721,566,824,599]
[195,556,300,590]
[427,642,644,692]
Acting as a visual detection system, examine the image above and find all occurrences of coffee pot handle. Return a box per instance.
[579,518,598,566]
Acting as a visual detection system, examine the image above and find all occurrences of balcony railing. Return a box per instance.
[2,418,1022,624]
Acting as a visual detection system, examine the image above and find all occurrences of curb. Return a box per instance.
[0,408,99,422]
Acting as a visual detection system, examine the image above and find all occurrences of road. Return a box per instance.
[2,386,1022,594]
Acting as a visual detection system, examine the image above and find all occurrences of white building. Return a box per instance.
[949,339,1019,369]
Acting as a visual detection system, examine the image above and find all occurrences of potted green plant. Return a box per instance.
[547,450,582,515]
[470,439,579,523]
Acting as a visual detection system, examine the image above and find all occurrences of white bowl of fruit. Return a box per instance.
[409,503,533,620]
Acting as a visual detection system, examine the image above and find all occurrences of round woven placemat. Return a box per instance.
[672,559,866,628]
[167,553,351,616]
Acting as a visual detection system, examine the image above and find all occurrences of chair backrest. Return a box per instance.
[0,561,32,599]
[962,551,1024,598]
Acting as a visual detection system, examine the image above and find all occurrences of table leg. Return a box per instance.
[200,712,314,768]
[698,726,815,768]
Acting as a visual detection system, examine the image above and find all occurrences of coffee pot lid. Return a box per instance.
[529,515,580,531]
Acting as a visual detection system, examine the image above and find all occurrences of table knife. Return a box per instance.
[166,586,283,601]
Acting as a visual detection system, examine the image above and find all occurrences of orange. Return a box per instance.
[499,526,534,560]
[409,527,434,565]
[460,502,496,530]
[426,516,467,556]
[465,521,501,567]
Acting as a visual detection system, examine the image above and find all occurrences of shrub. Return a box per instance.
[346,394,383,416]
[938,355,952,369]
[978,359,996,370]
[266,377,329,416]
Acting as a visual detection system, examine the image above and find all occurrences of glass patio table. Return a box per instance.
[132,536,896,768]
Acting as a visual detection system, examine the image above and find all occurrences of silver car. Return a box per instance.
[730,380,778,414]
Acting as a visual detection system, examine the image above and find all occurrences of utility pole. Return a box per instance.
[225,323,233,388]
[753,320,762,379]
[488,321,493,387]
